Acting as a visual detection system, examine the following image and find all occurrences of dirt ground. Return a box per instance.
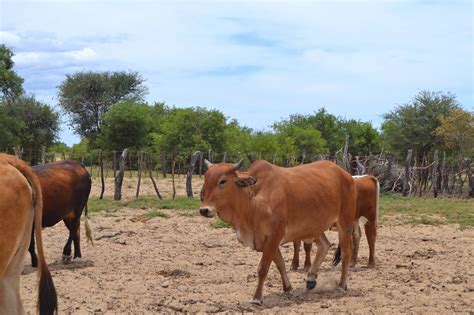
[20,204,473,314]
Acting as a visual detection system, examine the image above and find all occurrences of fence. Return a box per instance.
[6,146,473,200]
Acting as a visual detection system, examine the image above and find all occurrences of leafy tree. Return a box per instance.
[98,101,153,150]
[3,95,59,164]
[48,142,71,154]
[381,90,460,162]
[0,105,21,149]
[222,119,252,154]
[57,71,148,142]
[0,44,24,100]
[435,108,474,158]
[71,138,90,157]
[150,106,227,157]
[273,108,344,155]
[341,119,380,156]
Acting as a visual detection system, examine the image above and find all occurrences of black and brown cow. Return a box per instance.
[29,160,93,266]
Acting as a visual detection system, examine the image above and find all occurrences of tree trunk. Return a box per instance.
[403,149,413,196]
[114,148,128,201]
[186,151,202,198]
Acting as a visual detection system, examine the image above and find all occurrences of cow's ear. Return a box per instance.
[235,172,257,187]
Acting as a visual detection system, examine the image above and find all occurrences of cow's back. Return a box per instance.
[33,160,91,227]
[248,160,356,243]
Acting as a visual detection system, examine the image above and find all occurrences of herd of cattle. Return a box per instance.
[0,153,379,314]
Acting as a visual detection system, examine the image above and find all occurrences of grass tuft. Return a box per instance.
[210,219,232,229]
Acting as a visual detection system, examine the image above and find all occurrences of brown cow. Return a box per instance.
[293,174,380,269]
[0,153,57,314]
[199,159,357,305]
[28,160,93,267]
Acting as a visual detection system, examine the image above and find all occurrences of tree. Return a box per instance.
[150,106,227,157]
[0,44,24,100]
[341,119,380,156]
[435,108,474,158]
[273,108,344,156]
[57,71,148,142]
[0,105,21,150]
[381,90,460,162]
[98,101,153,150]
[3,95,59,164]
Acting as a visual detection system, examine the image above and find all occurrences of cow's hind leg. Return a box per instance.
[337,222,353,290]
[306,233,330,290]
[365,221,377,268]
[273,248,292,292]
[62,217,80,263]
[291,241,301,270]
[351,222,361,267]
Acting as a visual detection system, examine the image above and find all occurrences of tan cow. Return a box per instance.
[0,154,58,315]
[293,174,380,269]
[199,159,357,305]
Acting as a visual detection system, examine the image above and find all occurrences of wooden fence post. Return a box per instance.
[466,158,473,198]
[135,151,143,199]
[186,151,202,198]
[114,148,128,201]
[171,150,177,199]
[99,149,105,199]
[432,149,439,198]
[403,149,413,196]
[113,150,117,178]
[146,154,162,199]
[199,153,203,178]
[342,134,351,173]
[41,146,46,164]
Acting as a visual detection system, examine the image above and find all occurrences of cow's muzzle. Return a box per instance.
[199,207,214,218]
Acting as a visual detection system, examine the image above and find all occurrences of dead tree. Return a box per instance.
[186,151,202,198]
[114,148,128,201]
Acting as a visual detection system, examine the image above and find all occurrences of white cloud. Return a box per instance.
[64,47,97,61]
[0,31,21,45]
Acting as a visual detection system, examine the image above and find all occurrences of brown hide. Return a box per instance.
[29,160,92,266]
[0,153,57,315]
[200,159,357,303]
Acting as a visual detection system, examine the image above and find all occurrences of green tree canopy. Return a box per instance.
[58,70,148,142]
[0,44,24,100]
[435,108,474,158]
[381,90,460,161]
[3,95,59,163]
[98,101,153,150]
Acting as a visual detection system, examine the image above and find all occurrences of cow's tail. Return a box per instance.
[84,203,94,246]
[375,178,380,224]
[6,155,58,315]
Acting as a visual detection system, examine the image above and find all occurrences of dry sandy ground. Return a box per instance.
[20,207,473,314]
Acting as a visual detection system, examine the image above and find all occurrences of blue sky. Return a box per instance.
[1,0,472,146]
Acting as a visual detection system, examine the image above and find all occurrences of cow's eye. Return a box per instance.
[218,179,227,188]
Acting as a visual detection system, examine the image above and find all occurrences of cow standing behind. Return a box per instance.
[293,174,380,269]
[29,160,93,267]
[199,159,357,305]
[0,153,57,314]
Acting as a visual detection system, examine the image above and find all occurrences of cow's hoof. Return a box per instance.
[62,254,72,264]
[249,298,262,306]
[306,280,317,290]
[337,283,348,291]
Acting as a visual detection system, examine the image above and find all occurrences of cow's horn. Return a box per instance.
[232,159,244,170]
[204,159,213,168]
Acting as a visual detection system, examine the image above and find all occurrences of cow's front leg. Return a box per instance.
[250,238,280,305]
[306,233,331,290]
[273,248,292,292]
